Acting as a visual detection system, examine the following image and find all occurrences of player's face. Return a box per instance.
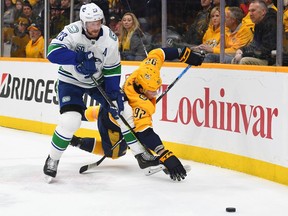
[144,90,158,99]
[85,20,102,38]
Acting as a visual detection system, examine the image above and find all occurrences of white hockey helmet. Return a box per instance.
[80,3,104,30]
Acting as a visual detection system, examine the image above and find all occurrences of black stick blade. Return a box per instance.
[79,165,88,174]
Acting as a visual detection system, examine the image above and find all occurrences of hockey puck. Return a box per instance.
[226,207,236,212]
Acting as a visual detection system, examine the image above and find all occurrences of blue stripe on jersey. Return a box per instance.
[47,45,78,65]
[104,76,121,94]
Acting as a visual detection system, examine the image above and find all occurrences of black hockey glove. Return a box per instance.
[179,47,204,66]
[75,51,97,77]
[159,150,187,181]
[106,90,125,119]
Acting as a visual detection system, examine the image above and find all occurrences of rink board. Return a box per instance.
[1,58,288,185]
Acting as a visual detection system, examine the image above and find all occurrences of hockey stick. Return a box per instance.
[79,137,125,174]
[156,64,192,103]
[90,76,150,152]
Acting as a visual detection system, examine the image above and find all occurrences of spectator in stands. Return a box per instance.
[201,6,253,63]
[212,0,220,7]
[119,12,148,61]
[49,0,60,8]
[50,3,69,39]
[241,0,255,30]
[108,13,121,37]
[10,17,30,57]
[32,0,45,18]
[193,6,222,53]
[14,0,24,21]
[26,0,38,7]
[22,1,41,25]
[4,0,15,26]
[183,0,212,46]
[263,0,277,11]
[60,0,71,21]
[242,0,276,32]
[239,0,250,15]
[4,0,16,43]
[26,22,44,58]
[232,0,277,65]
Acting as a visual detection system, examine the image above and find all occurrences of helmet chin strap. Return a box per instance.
[81,21,87,32]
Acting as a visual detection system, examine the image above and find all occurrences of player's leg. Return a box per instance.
[43,81,86,180]
[71,106,127,158]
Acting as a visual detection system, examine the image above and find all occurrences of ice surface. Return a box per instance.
[1,126,288,216]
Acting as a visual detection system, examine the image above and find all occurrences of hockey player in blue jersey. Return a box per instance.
[43,3,157,183]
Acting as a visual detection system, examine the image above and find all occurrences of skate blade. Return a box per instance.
[144,164,165,176]
[44,175,54,184]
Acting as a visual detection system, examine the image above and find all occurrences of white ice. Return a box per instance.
[1,126,288,216]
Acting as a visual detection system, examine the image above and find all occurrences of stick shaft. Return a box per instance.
[79,137,124,173]
[91,76,148,150]
[156,65,191,103]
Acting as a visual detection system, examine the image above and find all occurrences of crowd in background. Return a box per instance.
[2,0,288,65]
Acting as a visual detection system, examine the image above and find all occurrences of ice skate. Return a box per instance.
[43,155,59,183]
[135,151,160,169]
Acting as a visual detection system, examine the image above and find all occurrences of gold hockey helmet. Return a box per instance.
[135,65,162,92]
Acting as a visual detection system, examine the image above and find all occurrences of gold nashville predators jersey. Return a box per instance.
[123,48,165,132]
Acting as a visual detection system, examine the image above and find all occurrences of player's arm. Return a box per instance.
[162,47,205,65]
[47,27,96,75]
[102,34,124,118]
[47,44,79,65]
[144,47,204,66]
[47,27,81,65]
[102,33,122,95]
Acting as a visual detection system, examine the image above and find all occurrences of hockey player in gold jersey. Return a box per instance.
[71,47,204,181]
